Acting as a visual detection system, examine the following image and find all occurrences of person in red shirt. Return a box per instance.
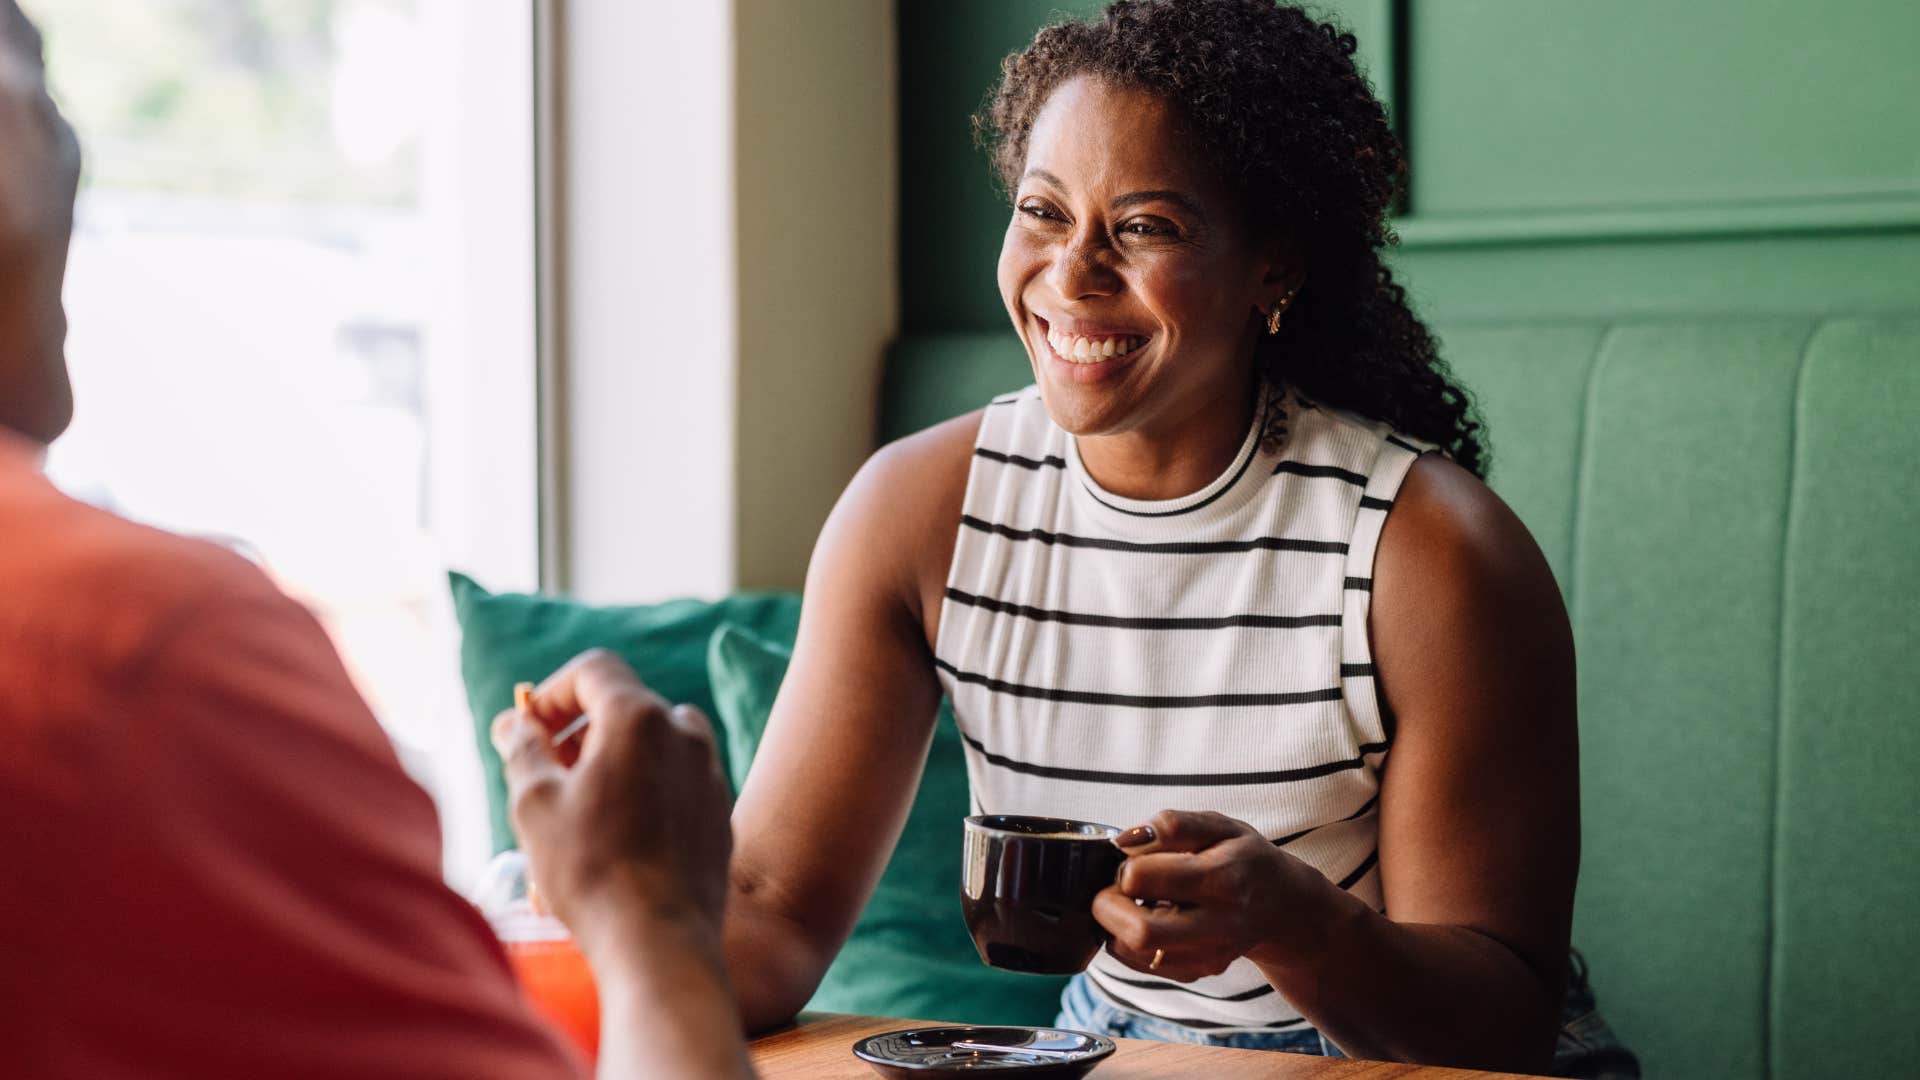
[0,4,752,1077]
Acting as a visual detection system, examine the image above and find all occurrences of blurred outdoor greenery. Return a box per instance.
[31,0,419,204]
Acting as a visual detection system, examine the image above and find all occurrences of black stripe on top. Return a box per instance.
[1344,576,1372,591]
[1096,968,1276,1003]
[1270,793,1380,848]
[944,587,1341,631]
[1340,663,1375,678]
[1336,848,1381,890]
[988,391,1025,406]
[975,447,1066,470]
[959,516,1348,556]
[954,726,1388,787]
[1271,460,1367,486]
[936,657,1341,710]
[1359,495,1395,511]
[1088,972,1308,1030]
[1385,433,1424,454]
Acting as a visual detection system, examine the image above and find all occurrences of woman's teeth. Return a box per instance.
[1045,328,1146,363]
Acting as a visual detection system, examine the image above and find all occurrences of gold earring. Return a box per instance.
[1266,289,1295,335]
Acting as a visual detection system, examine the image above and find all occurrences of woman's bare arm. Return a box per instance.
[1262,454,1579,1069]
[722,413,978,1032]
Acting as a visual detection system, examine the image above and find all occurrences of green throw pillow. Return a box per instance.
[706,623,1072,1026]
[448,572,802,852]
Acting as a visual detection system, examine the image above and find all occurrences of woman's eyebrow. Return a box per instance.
[1022,167,1067,192]
[1020,170,1205,221]
[1112,189,1205,220]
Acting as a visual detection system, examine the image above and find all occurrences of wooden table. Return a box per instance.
[749,1013,1545,1078]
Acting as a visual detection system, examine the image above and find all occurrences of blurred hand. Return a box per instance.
[491,649,734,957]
[0,0,82,441]
[1093,810,1328,982]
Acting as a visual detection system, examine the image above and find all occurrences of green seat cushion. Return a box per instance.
[1437,321,1606,599]
[1558,321,1807,1080]
[448,572,802,852]
[707,624,1071,1026]
[1772,317,1920,1080]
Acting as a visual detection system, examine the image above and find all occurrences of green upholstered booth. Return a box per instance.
[461,317,1920,1072]
[886,1,1920,1072]
[876,319,1920,1079]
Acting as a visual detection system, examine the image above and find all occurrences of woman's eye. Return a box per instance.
[1121,219,1174,237]
[1018,202,1062,222]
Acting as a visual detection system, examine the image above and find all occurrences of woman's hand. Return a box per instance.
[1093,809,1332,982]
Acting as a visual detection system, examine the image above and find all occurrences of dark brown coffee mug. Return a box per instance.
[960,814,1125,975]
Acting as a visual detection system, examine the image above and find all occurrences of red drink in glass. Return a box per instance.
[477,851,599,1064]
[505,936,599,1062]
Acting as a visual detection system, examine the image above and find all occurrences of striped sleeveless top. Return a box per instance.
[933,383,1432,1033]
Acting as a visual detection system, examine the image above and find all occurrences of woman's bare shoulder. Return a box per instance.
[1371,453,1574,736]
[811,410,982,638]
[1376,455,1559,613]
[866,410,983,501]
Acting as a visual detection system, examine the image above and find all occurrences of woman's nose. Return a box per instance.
[1045,229,1119,300]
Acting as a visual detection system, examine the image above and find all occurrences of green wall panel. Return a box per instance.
[1568,321,1806,1080]
[1314,0,1395,118]
[1772,318,1920,1080]
[1430,322,1605,599]
[1405,0,1920,216]
[1389,231,1920,325]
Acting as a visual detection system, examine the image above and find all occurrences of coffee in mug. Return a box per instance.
[960,814,1125,975]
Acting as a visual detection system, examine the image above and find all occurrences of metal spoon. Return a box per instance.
[547,714,590,748]
[514,682,591,749]
[949,1040,1081,1059]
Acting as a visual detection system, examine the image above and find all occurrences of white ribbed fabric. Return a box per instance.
[933,383,1430,1033]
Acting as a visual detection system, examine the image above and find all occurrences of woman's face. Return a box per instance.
[998,76,1289,443]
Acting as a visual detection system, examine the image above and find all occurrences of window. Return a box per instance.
[36,0,537,882]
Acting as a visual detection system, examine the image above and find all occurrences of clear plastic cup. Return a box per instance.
[475,850,599,1062]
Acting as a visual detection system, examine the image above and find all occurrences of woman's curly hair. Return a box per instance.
[977,0,1486,476]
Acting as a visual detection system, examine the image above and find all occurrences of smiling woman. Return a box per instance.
[715,1,1623,1076]
[981,0,1484,482]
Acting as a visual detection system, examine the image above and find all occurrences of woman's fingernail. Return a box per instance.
[1116,825,1156,848]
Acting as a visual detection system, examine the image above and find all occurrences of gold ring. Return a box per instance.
[1149,948,1165,971]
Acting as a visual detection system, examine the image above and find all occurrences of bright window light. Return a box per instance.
[36,0,538,884]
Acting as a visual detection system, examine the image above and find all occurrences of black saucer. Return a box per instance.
[851,1025,1116,1077]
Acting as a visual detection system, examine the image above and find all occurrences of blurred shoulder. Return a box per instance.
[0,463,304,687]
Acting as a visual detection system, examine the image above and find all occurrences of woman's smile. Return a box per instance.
[1035,314,1152,382]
